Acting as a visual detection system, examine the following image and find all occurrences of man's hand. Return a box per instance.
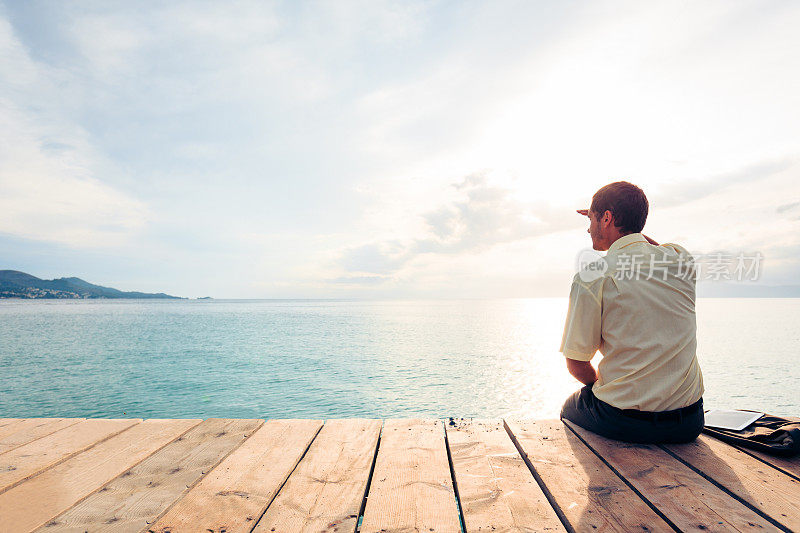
[566,358,598,386]
[576,209,588,216]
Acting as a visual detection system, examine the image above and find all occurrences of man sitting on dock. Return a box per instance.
[559,181,705,443]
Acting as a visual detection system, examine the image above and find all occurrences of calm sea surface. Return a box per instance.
[0,298,797,419]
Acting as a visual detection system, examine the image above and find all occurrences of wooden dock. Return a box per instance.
[0,417,797,532]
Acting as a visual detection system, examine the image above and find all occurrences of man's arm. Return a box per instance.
[561,272,602,382]
[566,358,598,386]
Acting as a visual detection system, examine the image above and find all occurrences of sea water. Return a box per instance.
[0,298,797,419]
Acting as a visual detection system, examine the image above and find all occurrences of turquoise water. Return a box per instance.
[0,298,797,419]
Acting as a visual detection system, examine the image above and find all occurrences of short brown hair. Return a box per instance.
[590,181,648,234]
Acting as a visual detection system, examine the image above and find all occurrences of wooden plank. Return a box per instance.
[0,418,139,493]
[35,418,263,533]
[0,419,31,440]
[565,421,780,532]
[0,418,84,455]
[447,419,565,532]
[253,418,381,533]
[0,418,199,532]
[360,419,461,533]
[0,418,60,439]
[146,419,323,533]
[505,419,671,532]
[730,444,800,481]
[664,435,800,531]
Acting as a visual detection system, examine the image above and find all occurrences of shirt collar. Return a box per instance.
[607,232,648,254]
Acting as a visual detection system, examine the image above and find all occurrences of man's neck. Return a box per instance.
[603,231,631,251]
[606,232,658,251]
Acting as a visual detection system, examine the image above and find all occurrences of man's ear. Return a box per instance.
[601,210,613,227]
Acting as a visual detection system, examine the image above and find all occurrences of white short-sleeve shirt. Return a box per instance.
[560,232,704,411]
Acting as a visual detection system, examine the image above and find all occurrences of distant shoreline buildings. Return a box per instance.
[0,270,181,299]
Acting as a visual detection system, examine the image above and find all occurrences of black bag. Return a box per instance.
[702,412,800,457]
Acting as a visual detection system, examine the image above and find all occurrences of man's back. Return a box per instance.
[596,233,703,411]
[560,182,705,444]
[561,232,704,411]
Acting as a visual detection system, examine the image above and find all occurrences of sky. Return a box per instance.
[1,0,799,298]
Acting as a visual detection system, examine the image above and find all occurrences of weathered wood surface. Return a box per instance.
[0,419,25,436]
[664,434,800,531]
[253,419,381,533]
[0,419,74,446]
[0,418,82,455]
[146,418,322,533]
[733,444,800,481]
[0,418,138,493]
[360,419,461,533]
[36,418,263,533]
[0,419,19,429]
[447,419,565,532]
[0,417,797,533]
[566,421,780,532]
[506,419,672,532]
[0,419,199,533]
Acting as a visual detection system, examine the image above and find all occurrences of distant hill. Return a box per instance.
[0,270,181,299]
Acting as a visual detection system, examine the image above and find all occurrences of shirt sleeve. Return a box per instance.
[560,272,603,361]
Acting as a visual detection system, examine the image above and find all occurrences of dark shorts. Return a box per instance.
[560,385,704,444]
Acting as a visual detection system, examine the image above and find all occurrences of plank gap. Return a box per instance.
[728,443,800,482]
[0,419,200,532]
[0,419,84,456]
[143,419,266,531]
[502,419,576,533]
[359,419,460,532]
[248,420,325,533]
[658,443,793,533]
[560,421,683,533]
[355,421,383,533]
[43,419,203,531]
[443,419,467,533]
[72,418,264,531]
[0,418,141,496]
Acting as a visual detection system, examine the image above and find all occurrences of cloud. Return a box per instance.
[639,154,800,284]
[338,172,572,276]
[776,201,800,214]
[0,16,147,248]
[3,1,800,297]
[416,173,555,253]
[653,157,796,208]
[339,241,411,275]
